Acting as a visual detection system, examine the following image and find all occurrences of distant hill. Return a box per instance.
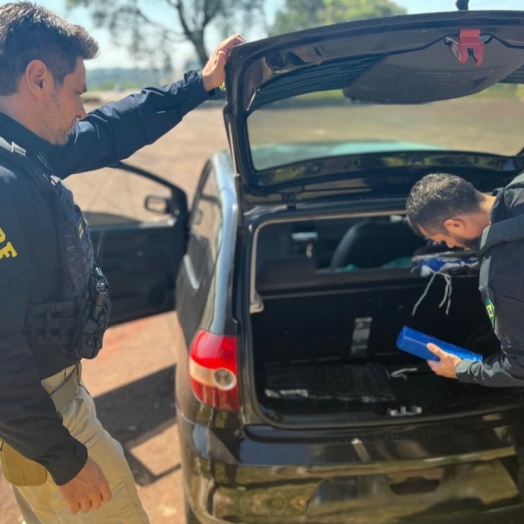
[86,68,176,91]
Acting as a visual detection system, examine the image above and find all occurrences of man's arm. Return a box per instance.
[428,257,524,387]
[456,352,524,387]
[0,172,87,485]
[427,335,524,387]
[455,291,524,387]
[47,34,245,178]
[47,71,211,178]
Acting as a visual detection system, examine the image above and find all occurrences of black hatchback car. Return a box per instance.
[92,8,524,524]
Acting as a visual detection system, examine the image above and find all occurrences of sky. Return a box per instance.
[1,0,523,71]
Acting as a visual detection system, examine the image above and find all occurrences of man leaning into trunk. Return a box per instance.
[0,2,244,522]
[406,172,524,386]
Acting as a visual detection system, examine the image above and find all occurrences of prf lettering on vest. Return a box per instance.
[0,227,18,259]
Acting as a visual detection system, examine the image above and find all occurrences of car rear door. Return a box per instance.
[68,161,189,326]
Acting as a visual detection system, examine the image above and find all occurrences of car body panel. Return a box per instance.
[175,152,241,430]
[175,152,239,346]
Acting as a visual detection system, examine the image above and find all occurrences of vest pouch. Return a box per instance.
[72,268,111,360]
[0,441,48,486]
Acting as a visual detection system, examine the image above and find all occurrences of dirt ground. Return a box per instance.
[0,102,228,524]
[2,94,524,523]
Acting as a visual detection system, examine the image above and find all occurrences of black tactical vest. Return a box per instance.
[0,138,110,360]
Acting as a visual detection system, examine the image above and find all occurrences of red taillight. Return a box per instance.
[189,330,239,412]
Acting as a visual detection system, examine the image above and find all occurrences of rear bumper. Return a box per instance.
[178,412,524,524]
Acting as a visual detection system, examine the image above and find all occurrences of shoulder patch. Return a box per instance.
[485,298,495,325]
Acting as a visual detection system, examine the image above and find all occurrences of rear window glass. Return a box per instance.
[247,85,524,171]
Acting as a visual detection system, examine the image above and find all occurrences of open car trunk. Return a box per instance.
[250,224,524,425]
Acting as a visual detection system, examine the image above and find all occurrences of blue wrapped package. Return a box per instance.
[397,327,483,362]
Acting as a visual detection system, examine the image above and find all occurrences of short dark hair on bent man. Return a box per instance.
[406,173,484,234]
[0,2,98,95]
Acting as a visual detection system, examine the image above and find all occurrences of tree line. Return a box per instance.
[67,0,406,69]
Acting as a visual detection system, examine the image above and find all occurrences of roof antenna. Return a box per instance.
[456,0,469,10]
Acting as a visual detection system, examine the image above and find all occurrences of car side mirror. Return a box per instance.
[145,194,175,215]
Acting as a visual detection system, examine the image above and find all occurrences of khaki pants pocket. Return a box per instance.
[0,441,47,487]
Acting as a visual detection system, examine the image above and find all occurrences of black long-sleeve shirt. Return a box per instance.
[456,177,524,387]
[0,71,211,486]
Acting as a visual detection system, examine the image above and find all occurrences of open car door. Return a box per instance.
[78,162,189,326]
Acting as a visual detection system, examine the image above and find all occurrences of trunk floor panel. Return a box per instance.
[265,362,395,400]
[260,362,524,417]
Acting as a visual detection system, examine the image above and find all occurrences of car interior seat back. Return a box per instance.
[330,219,426,271]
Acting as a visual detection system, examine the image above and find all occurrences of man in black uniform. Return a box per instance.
[0,2,244,522]
[407,172,524,385]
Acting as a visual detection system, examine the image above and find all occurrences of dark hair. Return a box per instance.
[0,2,98,95]
[406,173,484,234]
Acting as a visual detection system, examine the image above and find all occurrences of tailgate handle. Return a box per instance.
[390,477,440,496]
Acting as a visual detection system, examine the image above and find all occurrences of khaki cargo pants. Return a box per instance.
[12,365,150,524]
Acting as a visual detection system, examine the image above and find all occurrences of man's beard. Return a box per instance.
[44,97,74,145]
[453,234,480,250]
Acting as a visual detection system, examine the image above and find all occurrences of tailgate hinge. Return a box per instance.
[446,29,489,66]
